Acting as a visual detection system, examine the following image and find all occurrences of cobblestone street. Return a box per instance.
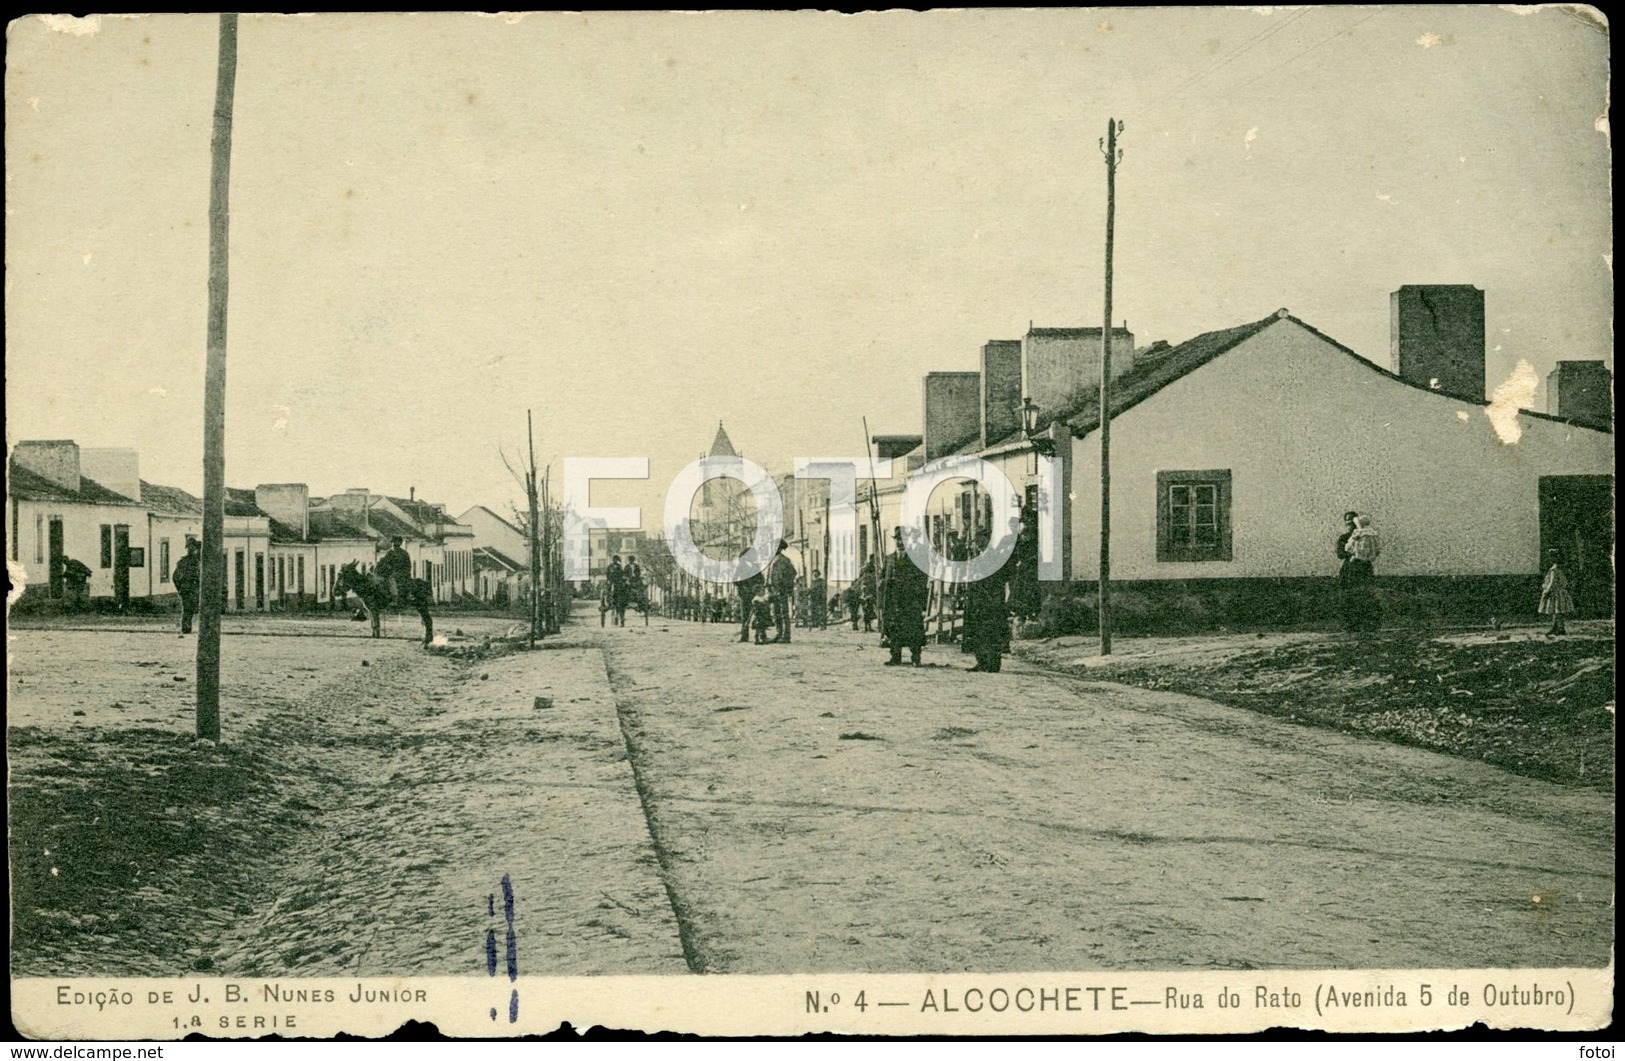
[7,605,1613,978]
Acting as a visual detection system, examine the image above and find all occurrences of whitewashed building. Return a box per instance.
[861,292,1613,629]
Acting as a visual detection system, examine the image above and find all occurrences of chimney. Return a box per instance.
[1546,360,1613,426]
[410,486,415,502]
[79,447,142,501]
[1022,325,1136,427]
[872,434,923,461]
[254,484,310,539]
[11,440,82,493]
[981,340,1022,448]
[1390,285,1486,402]
[923,372,982,461]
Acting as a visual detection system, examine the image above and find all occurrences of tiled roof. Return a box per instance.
[223,487,264,517]
[308,509,372,540]
[473,545,525,572]
[386,496,443,525]
[6,462,142,506]
[267,518,308,544]
[1059,315,1279,437]
[366,508,424,542]
[140,480,202,515]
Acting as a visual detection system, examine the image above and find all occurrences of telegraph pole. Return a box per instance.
[526,410,542,646]
[197,13,239,741]
[1098,118,1123,657]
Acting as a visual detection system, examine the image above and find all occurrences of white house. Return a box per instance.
[459,504,531,604]
[862,293,1613,629]
[1046,310,1612,624]
[8,441,148,606]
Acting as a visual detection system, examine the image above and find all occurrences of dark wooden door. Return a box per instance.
[112,525,131,608]
[48,519,64,598]
[1539,475,1614,617]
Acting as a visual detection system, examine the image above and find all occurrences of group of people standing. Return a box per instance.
[735,539,798,644]
[599,554,646,626]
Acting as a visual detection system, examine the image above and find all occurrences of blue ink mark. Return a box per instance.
[509,989,519,1024]
[487,893,495,918]
[505,926,518,982]
[485,929,498,977]
[489,1007,497,1022]
[501,874,514,925]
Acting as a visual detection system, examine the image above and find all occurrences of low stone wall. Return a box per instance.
[1035,574,1547,636]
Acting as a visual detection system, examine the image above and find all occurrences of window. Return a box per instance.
[159,539,171,583]
[1156,470,1233,563]
[100,525,113,568]
[297,556,306,595]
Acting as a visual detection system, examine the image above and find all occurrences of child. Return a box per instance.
[751,593,775,645]
[1539,550,1574,636]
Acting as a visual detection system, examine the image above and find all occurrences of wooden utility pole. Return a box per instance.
[861,416,886,627]
[1098,118,1123,657]
[526,410,542,647]
[196,13,239,741]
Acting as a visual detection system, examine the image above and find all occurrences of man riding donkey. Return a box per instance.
[376,536,414,606]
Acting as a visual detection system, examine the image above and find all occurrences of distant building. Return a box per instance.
[459,504,531,603]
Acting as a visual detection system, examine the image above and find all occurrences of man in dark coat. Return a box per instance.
[376,536,413,605]
[962,529,1011,672]
[880,528,929,666]
[172,537,201,634]
[809,572,828,629]
[606,555,627,625]
[1008,511,1042,623]
[766,539,797,643]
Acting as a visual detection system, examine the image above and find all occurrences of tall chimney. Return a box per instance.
[1390,285,1486,403]
[254,484,310,539]
[980,340,1022,448]
[1546,360,1613,426]
[1023,325,1135,426]
[11,440,82,493]
[923,372,982,461]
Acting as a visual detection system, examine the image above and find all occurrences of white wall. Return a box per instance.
[10,498,145,598]
[147,512,201,597]
[1066,318,1613,581]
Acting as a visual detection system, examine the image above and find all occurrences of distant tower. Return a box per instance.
[1390,285,1486,403]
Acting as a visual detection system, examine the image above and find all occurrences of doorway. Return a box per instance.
[1538,475,1613,617]
[48,518,64,598]
[112,525,131,609]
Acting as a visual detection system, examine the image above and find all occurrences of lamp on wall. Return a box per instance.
[1019,397,1056,458]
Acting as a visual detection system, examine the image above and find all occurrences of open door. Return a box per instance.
[1539,475,1614,617]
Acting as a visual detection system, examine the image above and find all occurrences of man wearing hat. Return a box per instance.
[766,538,798,643]
[376,535,413,606]
[172,537,202,634]
[880,527,929,666]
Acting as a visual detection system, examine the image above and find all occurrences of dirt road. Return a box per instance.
[599,616,1613,973]
[8,609,1612,977]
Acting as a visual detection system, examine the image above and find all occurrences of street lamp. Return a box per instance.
[1019,397,1057,458]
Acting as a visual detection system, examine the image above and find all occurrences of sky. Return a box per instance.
[5,8,1612,524]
